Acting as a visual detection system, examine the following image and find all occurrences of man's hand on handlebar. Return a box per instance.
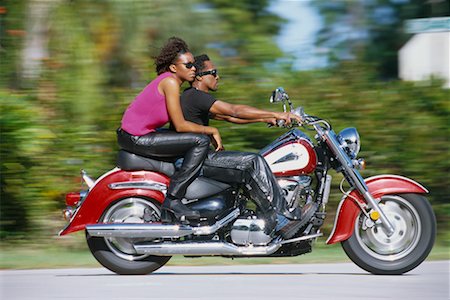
[274,112,303,127]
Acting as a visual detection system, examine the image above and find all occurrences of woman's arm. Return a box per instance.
[160,78,223,150]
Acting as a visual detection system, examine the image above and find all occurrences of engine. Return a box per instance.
[277,175,313,209]
[230,176,313,246]
[230,211,272,246]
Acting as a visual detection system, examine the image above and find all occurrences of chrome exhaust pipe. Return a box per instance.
[133,232,323,256]
[134,241,282,256]
[86,208,240,239]
[86,223,193,239]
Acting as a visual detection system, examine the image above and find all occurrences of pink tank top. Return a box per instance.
[121,72,173,136]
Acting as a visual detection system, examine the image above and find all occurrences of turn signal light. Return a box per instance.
[63,207,74,221]
[359,159,366,170]
[370,211,380,221]
[353,158,366,170]
[66,192,81,206]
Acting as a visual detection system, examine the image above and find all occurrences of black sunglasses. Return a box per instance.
[196,69,218,77]
[177,62,195,69]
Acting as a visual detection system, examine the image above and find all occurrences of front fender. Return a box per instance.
[326,175,428,244]
[59,169,169,236]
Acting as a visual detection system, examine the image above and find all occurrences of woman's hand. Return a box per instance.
[210,127,224,151]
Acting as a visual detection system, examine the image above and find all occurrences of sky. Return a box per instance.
[269,0,328,70]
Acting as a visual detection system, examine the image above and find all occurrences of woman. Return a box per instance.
[117,37,222,221]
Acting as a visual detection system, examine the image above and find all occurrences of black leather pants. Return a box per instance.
[202,151,287,216]
[117,128,210,199]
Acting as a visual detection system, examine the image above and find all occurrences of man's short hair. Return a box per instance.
[194,54,210,74]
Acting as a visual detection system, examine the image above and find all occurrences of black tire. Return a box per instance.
[86,197,171,275]
[341,193,436,275]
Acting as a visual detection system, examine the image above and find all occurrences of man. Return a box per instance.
[178,54,304,239]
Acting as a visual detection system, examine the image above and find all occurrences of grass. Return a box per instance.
[0,237,448,270]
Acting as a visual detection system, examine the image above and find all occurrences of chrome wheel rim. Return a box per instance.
[355,195,421,261]
[101,198,160,261]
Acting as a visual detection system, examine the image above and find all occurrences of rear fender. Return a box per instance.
[59,169,169,236]
[326,175,428,244]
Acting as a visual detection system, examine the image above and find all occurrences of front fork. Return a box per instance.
[358,189,395,236]
[320,128,395,236]
[340,155,395,236]
[344,167,396,237]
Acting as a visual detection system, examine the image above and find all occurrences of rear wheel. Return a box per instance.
[341,193,436,275]
[86,197,171,275]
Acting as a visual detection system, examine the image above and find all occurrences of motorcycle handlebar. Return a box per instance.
[267,118,302,128]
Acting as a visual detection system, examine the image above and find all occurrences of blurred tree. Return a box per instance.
[0,0,27,88]
[313,0,450,78]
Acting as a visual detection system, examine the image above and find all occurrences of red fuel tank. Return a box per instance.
[260,129,317,177]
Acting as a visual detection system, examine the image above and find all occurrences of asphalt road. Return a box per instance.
[1,261,448,300]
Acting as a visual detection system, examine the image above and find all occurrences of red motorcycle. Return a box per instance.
[59,88,436,275]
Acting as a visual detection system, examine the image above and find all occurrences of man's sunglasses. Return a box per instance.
[196,69,218,77]
[177,62,195,69]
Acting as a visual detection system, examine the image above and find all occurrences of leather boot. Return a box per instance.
[275,214,303,239]
[161,197,200,222]
[264,209,278,235]
[276,203,317,239]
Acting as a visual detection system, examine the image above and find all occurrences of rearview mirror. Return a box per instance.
[270,87,288,103]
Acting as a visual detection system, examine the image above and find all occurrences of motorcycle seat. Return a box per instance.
[117,150,176,177]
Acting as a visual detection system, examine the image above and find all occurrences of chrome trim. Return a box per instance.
[231,218,272,246]
[280,232,323,245]
[134,240,282,256]
[81,169,95,189]
[86,223,193,238]
[322,175,332,205]
[108,180,167,193]
[192,208,240,235]
[85,208,240,239]
[337,127,360,158]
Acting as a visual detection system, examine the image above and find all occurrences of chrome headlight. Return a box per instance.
[337,127,360,159]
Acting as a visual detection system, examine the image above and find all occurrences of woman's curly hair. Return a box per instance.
[154,37,190,75]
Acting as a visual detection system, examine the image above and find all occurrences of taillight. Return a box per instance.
[66,192,81,206]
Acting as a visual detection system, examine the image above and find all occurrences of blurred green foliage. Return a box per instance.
[0,0,448,245]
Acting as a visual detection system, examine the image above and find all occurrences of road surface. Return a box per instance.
[1,261,448,300]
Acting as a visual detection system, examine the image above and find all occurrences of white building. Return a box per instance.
[399,17,450,88]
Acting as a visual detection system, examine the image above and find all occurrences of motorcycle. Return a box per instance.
[59,87,436,275]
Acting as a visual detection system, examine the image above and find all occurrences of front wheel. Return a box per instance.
[86,197,171,275]
[341,193,436,275]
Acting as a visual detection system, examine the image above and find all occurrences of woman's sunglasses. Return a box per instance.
[196,69,218,77]
[177,62,195,69]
